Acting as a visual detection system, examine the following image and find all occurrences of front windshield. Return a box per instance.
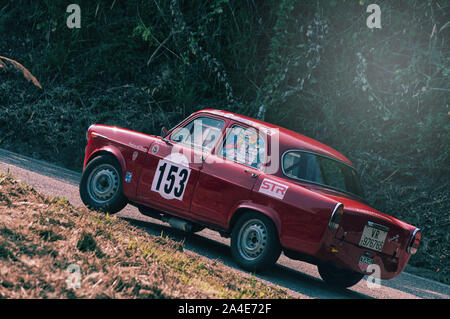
[170,116,225,151]
[282,151,365,198]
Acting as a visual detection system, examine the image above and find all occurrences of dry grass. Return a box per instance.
[0,172,291,299]
[0,56,42,89]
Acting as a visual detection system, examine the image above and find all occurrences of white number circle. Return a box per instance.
[151,153,191,200]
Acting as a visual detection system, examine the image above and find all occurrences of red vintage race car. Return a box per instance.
[79,109,421,288]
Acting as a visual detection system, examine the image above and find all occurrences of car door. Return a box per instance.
[190,123,266,227]
[136,115,226,217]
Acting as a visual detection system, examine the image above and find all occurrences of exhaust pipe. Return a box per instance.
[162,216,193,232]
[138,206,194,232]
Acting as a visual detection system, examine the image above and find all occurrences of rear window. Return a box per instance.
[282,151,364,198]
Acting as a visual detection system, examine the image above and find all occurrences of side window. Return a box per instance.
[318,157,346,190]
[282,150,364,197]
[283,152,323,184]
[219,125,265,169]
[170,116,225,151]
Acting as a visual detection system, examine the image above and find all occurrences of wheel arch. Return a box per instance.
[227,202,282,237]
[85,147,126,175]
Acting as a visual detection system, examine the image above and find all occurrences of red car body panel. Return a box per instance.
[82,109,419,280]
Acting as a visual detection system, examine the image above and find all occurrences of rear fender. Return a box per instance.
[228,201,282,236]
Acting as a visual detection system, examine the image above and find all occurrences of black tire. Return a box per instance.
[317,262,364,288]
[231,212,281,273]
[79,155,127,214]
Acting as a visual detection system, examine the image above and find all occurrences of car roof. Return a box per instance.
[195,109,353,166]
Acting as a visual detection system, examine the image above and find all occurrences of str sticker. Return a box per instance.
[151,153,191,200]
[258,178,289,200]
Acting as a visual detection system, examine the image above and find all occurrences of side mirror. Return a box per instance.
[161,126,172,145]
[161,126,168,138]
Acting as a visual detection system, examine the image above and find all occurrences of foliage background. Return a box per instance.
[0,0,448,283]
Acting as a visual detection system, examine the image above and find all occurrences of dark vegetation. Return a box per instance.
[0,1,448,283]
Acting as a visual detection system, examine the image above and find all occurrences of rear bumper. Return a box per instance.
[315,230,411,280]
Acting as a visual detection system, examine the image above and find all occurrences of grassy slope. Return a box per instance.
[0,172,291,299]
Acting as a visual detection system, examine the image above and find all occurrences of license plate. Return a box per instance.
[358,255,373,272]
[359,225,387,252]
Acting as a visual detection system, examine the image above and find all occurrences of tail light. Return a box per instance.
[407,228,421,255]
[328,203,344,230]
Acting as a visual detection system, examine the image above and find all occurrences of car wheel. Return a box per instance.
[231,212,281,273]
[80,155,127,214]
[317,262,364,288]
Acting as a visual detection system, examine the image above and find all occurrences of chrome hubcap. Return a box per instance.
[87,164,119,204]
[237,219,267,261]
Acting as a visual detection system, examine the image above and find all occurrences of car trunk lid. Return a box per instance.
[305,185,415,256]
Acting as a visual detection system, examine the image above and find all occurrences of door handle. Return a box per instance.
[244,169,259,178]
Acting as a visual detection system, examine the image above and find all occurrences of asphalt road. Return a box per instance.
[0,148,449,299]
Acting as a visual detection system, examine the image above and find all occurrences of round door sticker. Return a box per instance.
[151,153,191,200]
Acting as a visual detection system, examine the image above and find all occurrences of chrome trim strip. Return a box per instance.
[91,133,108,140]
[407,228,421,254]
[328,202,343,230]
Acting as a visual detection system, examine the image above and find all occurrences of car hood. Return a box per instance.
[89,124,159,150]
